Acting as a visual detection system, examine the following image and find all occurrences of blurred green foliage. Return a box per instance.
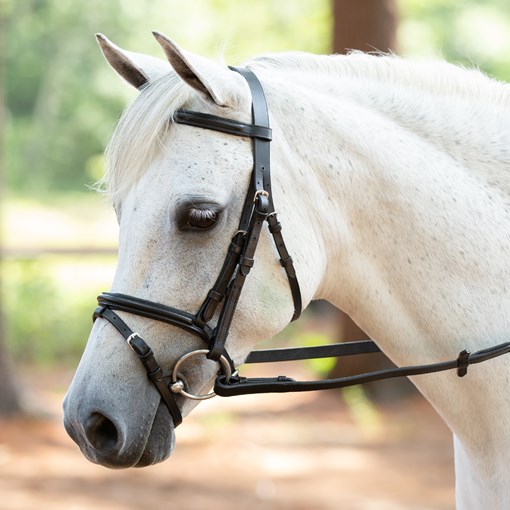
[3,255,116,365]
[4,0,331,193]
[399,0,510,80]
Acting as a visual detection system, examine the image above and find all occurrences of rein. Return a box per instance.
[93,66,510,427]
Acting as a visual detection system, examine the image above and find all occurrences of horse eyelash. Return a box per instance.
[188,208,217,223]
[182,208,220,231]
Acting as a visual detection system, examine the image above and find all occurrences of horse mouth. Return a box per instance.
[64,399,176,469]
[133,401,176,467]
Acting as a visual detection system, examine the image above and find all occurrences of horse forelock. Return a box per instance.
[100,72,194,205]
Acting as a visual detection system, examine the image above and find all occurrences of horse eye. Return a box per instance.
[186,208,219,230]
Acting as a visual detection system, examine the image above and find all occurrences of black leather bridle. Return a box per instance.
[93,67,301,426]
[93,67,510,427]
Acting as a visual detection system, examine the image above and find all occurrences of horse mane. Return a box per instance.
[100,73,193,204]
[102,51,510,204]
[248,51,510,107]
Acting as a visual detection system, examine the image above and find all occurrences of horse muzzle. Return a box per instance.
[63,393,176,468]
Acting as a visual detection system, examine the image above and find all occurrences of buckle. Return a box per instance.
[126,332,141,348]
[253,189,269,203]
[125,332,152,357]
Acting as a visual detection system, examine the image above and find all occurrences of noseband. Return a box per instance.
[94,67,510,428]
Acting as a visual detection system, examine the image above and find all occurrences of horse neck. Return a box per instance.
[263,58,510,358]
[266,60,510,503]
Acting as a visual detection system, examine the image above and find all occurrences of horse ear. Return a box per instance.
[96,33,171,89]
[152,31,245,107]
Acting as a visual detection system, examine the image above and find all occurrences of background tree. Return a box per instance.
[333,0,397,54]
[328,0,414,399]
[0,0,22,416]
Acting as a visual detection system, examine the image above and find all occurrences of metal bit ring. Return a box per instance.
[170,349,232,400]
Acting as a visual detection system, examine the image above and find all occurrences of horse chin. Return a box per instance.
[133,401,176,467]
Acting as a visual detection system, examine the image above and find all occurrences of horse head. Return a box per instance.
[63,33,321,468]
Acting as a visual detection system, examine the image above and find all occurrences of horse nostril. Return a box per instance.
[85,412,119,452]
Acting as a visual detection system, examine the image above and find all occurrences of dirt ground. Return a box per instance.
[0,368,455,510]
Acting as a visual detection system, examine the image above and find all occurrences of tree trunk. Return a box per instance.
[0,337,23,416]
[332,0,398,54]
[0,0,22,417]
[329,0,414,399]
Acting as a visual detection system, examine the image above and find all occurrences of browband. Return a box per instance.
[174,110,272,141]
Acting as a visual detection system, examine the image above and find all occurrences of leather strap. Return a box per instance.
[207,193,270,360]
[245,339,382,363]
[97,293,213,343]
[93,306,183,426]
[197,231,246,324]
[174,110,272,141]
[233,67,301,321]
[266,213,302,320]
[215,341,510,396]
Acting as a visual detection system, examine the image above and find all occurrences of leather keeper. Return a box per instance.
[228,241,244,255]
[92,306,106,322]
[240,257,255,276]
[147,366,164,383]
[240,256,255,268]
[457,349,471,377]
[138,350,161,373]
[207,289,223,302]
[254,194,269,214]
[268,221,282,233]
[280,255,294,268]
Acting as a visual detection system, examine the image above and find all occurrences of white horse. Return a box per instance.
[63,32,510,509]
